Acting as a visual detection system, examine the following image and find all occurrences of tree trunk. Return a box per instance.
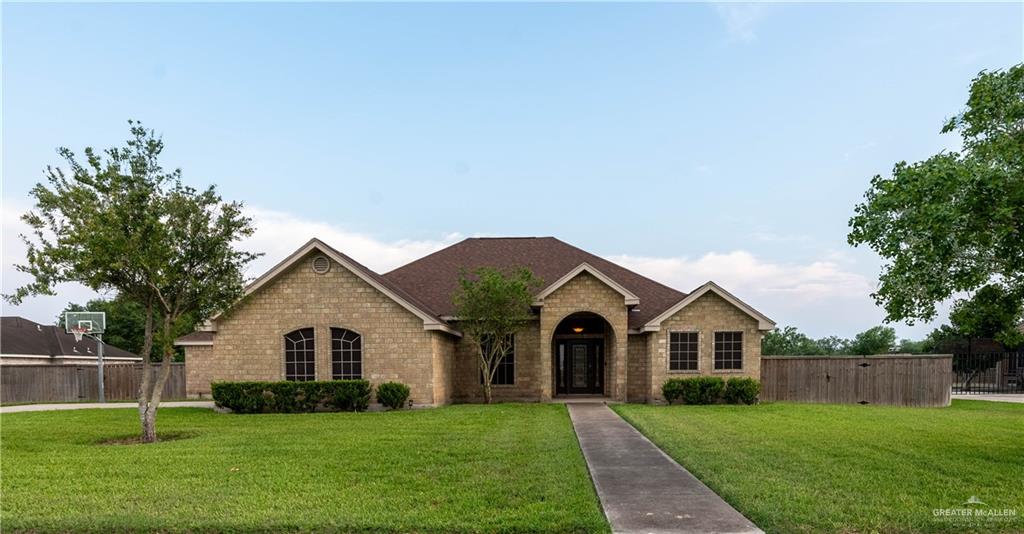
[141,313,176,443]
[478,343,493,404]
[964,369,979,392]
[483,380,493,404]
[137,300,155,439]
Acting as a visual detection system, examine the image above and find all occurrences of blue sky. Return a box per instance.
[2,2,1022,338]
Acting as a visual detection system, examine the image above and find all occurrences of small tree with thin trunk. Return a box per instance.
[5,121,259,442]
[452,266,541,404]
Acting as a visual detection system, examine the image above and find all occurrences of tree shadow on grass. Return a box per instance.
[96,431,198,445]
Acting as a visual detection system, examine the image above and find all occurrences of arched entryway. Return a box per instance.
[552,312,614,396]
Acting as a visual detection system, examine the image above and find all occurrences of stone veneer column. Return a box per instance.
[539,310,555,401]
[536,271,630,402]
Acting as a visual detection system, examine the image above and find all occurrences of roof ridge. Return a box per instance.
[468,236,553,240]
[381,238,468,277]
[548,237,689,297]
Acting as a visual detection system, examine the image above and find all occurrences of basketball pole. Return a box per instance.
[97,333,105,403]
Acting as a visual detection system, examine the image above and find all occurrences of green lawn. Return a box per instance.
[613,400,1024,534]
[1,404,609,533]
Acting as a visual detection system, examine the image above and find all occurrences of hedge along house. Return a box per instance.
[176,237,775,405]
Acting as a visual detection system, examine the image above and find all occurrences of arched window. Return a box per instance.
[331,328,362,380]
[284,328,316,381]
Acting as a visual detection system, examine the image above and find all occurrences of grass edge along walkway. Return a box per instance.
[2,403,610,533]
[612,400,1024,534]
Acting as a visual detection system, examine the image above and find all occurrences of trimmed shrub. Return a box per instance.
[211,380,370,413]
[376,381,411,410]
[724,377,761,405]
[662,379,685,405]
[662,376,725,405]
[325,380,372,412]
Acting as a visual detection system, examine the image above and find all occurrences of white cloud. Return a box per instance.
[713,3,770,43]
[604,250,897,338]
[1,202,103,323]
[241,207,461,276]
[3,201,941,339]
[1,202,460,324]
[607,250,873,302]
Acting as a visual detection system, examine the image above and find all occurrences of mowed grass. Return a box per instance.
[1,404,609,533]
[613,400,1024,534]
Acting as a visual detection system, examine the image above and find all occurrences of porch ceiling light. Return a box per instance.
[572,327,584,333]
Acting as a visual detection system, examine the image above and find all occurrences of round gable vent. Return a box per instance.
[311,255,331,274]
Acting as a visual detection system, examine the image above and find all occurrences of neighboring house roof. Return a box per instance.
[383,237,688,329]
[0,316,140,360]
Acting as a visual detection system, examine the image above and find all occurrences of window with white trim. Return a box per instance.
[669,332,698,371]
[331,328,362,380]
[714,331,743,370]
[284,328,316,381]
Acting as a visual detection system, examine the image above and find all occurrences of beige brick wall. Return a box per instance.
[648,291,763,403]
[430,332,455,405]
[185,345,214,397]
[626,333,649,402]
[538,271,629,400]
[187,251,450,405]
[451,321,542,402]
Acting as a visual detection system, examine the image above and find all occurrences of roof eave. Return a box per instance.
[643,281,776,331]
[208,238,461,336]
[532,262,641,308]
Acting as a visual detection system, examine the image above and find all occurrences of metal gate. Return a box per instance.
[952,353,1024,394]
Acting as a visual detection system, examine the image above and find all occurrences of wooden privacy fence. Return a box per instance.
[1,363,186,404]
[760,355,952,407]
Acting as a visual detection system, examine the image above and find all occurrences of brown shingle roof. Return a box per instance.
[382,237,686,329]
[1,316,140,359]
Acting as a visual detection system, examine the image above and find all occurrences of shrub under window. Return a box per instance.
[724,377,761,405]
[211,380,371,413]
[662,376,725,405]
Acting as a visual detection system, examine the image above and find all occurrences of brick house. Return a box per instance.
[176,237,774,405]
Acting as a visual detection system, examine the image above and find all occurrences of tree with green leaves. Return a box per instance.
[846,326,897,356]
[6,122,259,442]
[59,296,197,361]
[848,64,1024,324]
[761,326,827,356]
[937,285,1024,391]
[762,325,911,356]
[451,266,541,404]
[894,338,927,354]
[949,284,1024,350]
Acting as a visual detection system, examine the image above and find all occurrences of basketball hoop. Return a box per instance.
[71,326,88,343]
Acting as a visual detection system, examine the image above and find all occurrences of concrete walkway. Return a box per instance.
[568,403,762,534]
[952,394,1024,404]
[1,400,215,414]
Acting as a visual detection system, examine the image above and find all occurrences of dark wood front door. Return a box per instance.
[556,339,604,394]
